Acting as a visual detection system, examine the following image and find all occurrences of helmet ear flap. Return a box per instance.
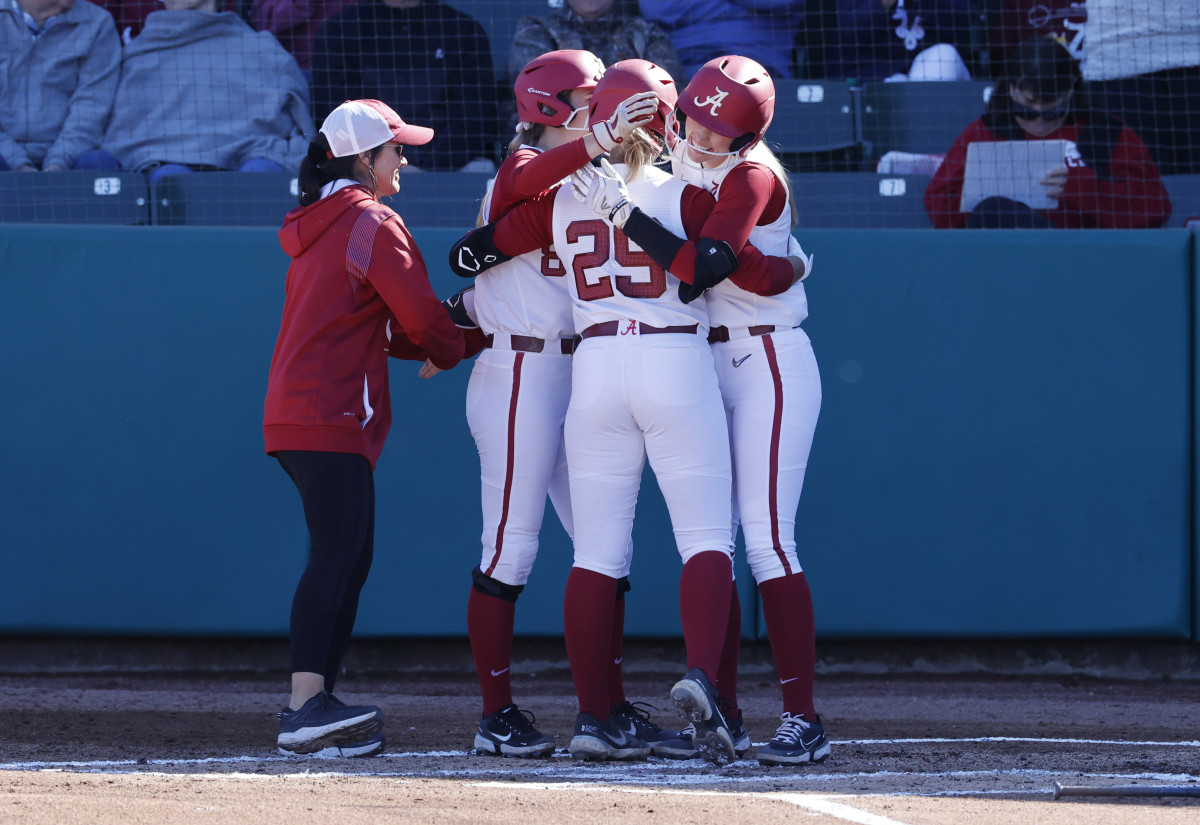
[730,133,755,154]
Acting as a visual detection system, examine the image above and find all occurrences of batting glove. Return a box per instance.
[591,91,659,152]
[570,158,634,228]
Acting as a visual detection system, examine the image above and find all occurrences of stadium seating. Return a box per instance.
[0,171,149,224]
[767,80,863,172]
[790,172,933,228]
[386,171,491,228]
[859,80,995,165]
[151,173,298,226]
[148,171,492,228]
[1163,175,1200,229]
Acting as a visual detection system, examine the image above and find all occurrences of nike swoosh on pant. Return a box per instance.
[491,667,510,677]
[780,676,799,684]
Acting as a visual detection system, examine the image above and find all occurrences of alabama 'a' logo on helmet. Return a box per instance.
[693,86,729,117]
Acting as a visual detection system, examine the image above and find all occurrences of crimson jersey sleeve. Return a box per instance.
[490,142,593,217]
[366,217,466,370]
[491,191,556,257]
[676,172,796,295]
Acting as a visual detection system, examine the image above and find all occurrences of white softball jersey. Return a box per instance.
[551,163,712,334]
[473,177,576,342]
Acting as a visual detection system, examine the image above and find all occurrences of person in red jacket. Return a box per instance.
[263,98,467,758]
[924,36,1171,229]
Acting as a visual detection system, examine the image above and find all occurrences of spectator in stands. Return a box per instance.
[819,0,974,82]
[0,0,121,172]
[92,0,233,44]
[637,0,797,81]
[510,0,683,86]
[1083,0,1200,175]
[250,0,355,76]
[101,0,313,181]
[989,0,1085,71]
[925,36,1171,229]
[312,0,498,172]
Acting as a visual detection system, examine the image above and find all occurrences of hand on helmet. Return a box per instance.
[591,91,659,152]
[570,158,634,228]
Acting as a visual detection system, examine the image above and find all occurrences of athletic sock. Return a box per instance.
[564,567,618,719]
[679,551,732,678]
[716,579,741,709]
[467,587,515,717]
[607,586,627,705]
[760,572,818,718]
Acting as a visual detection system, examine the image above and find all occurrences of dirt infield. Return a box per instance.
[1,638,1198,825]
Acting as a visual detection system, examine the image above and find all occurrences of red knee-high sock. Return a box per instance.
[715,580,741,709]
[607,587,627,706]
[467,588,516,717]
[564,567,618,719]
[679,551,732,679]
[759,572,817,718]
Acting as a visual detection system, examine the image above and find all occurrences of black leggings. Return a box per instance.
[275,450,375,691]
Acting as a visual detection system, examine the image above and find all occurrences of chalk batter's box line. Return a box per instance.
[2,734,1197,773]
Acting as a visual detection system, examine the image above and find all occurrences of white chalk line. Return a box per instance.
[2,734,1195,773]
[471,782,918,825]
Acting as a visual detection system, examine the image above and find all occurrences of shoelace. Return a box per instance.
[499,705,539,734]
[774,712,813,743]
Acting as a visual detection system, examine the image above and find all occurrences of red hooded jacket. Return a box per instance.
[264,184,465,469]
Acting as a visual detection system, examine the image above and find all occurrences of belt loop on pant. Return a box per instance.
[485,333,578,355]
[707,324,782,344]
[581,320,700,339]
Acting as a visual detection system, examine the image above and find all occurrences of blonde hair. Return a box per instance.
[749,142,798,229]
[608,130,666,181]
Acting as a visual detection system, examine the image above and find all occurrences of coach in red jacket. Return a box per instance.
[925,36,1171,230]
[264,99,466,758]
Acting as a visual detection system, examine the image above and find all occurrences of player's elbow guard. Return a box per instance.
[441,286,478,329]
[448,223,512,278]
[678,238,738,304]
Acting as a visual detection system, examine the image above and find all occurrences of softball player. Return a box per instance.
[450,60,805,763]
[456,50,680,758]
[573,55,831,766]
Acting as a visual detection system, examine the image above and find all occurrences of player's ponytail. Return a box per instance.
[611,129,665,181]
[297,133,363,207]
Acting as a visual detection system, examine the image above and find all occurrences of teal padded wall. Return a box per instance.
[0,225,755,638]
[0,225,1194,638]
[794,230,1193,638]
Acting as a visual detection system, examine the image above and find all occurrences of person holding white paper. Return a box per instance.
[924,35,1171,229]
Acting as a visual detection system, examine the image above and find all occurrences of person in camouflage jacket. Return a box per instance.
[505,0,683,89]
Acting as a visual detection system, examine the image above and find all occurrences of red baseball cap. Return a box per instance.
[320,99,434,157]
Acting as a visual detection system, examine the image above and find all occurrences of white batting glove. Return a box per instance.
[570,159,635,228]
[591,91,659,152]
[787,234,813,282]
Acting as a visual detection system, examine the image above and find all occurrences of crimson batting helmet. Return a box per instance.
[587,59,679,138]
[514,50,605,127]
[678,55,776,154]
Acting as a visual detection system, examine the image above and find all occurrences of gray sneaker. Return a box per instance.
[277,691,384,756]
[756,712,831,766]
[669,668,736,764]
